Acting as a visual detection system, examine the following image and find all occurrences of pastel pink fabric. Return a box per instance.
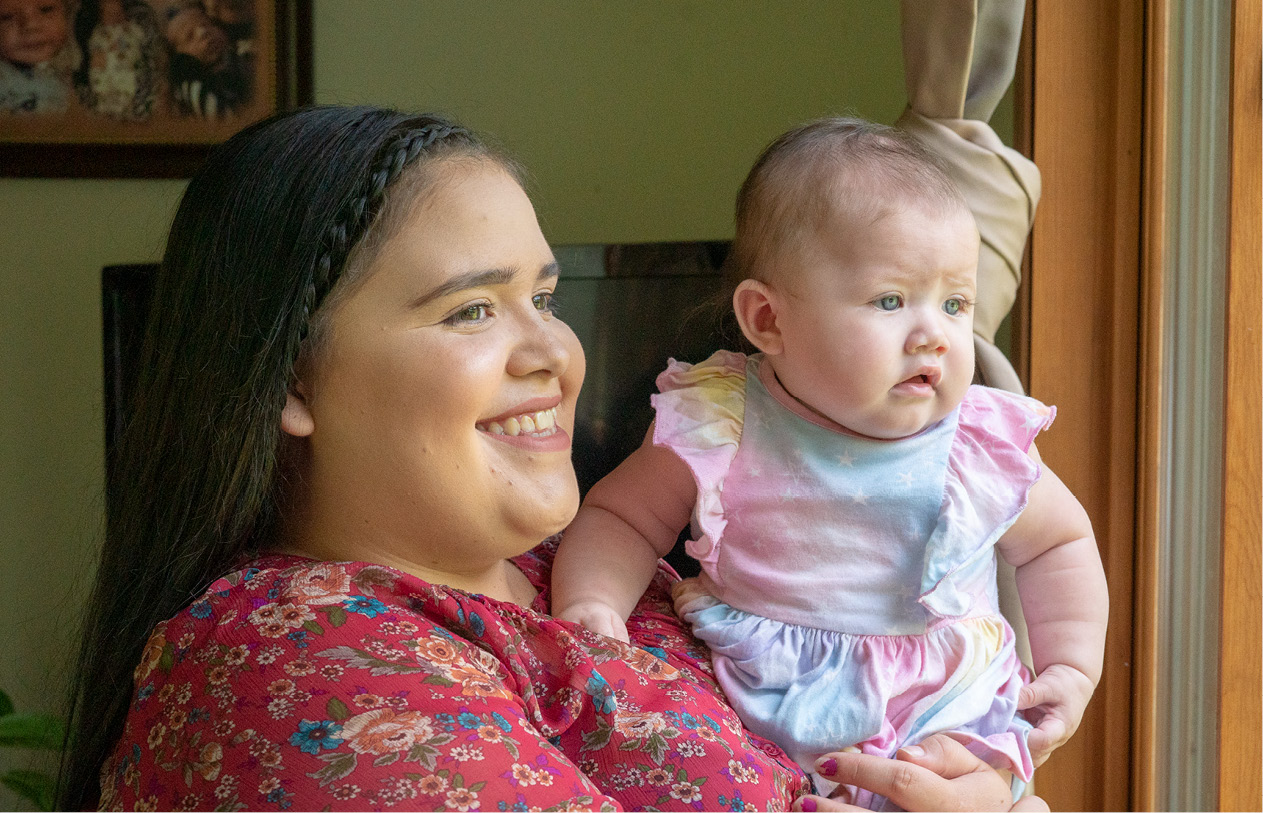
[653,352,1054,796]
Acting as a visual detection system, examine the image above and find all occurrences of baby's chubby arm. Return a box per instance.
[552,425,698,643]
[997,442,1108,766]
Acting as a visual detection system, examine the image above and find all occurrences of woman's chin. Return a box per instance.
[520,482,581,542]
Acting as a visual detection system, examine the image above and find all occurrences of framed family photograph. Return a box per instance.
[0,0,310,177]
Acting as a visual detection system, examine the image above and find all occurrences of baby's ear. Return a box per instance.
[281,378,315,438]
[732,279,785,355]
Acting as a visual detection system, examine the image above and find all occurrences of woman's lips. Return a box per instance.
[476,406,570,451]
[477,405,558,436]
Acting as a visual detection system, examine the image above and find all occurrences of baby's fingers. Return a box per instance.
[559,606,630,643]
[1018,679,1055,710]
[1026,717,1068,767]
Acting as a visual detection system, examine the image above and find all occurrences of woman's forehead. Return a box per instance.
[352,163,550,297]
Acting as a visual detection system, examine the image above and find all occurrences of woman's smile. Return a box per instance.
[477,403,570,451]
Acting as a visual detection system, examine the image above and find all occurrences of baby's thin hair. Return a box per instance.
[726,116,966,289]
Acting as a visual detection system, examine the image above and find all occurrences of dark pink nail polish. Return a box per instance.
[801,798,817,812]
[818,757,837,776]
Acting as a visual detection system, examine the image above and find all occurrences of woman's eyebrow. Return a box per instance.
[409,261,558,309]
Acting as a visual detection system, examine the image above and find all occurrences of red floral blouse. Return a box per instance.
[98,539,809,811]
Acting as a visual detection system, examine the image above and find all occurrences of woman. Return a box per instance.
[60,106,1045,811]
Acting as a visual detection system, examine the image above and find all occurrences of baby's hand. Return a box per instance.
[1018,663,1096,766]
[670,577,720,618]
[556,600,630,643]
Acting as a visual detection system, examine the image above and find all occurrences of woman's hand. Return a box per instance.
[791,734,1049,812]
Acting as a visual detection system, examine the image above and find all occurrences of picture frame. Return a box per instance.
[0,0,311,177]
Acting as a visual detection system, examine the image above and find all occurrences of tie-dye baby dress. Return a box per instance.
[655,350,1054,807]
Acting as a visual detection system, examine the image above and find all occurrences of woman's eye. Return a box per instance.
[876,295,902,311]
[446,303,490,325]
[533,291,559,314]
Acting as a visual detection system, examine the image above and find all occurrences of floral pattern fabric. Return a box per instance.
[99,539,809,811]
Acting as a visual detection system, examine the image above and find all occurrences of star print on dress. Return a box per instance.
[654,352,1054,794]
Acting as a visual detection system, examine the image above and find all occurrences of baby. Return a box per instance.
[552,117,1108,807]
[162,0,251,117]
[0,0,77,113]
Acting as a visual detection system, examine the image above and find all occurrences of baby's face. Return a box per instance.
[765,201,979,439]
[0,0,68,67]
[166,7,229,67]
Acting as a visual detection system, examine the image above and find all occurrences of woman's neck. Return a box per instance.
[275,498,539,607]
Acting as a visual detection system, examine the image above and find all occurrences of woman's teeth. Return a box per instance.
[478,407,558,437]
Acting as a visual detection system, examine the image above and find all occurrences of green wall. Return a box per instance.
[313,2,906,243]
[0,3,1012,806]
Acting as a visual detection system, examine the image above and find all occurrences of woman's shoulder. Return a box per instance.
[102,551,585,809]
[102,545,807,810]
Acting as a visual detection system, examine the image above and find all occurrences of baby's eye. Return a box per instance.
[445,303,491,325]
[943,297,971,316]
[533,291,559,315]
[875,295,902,311]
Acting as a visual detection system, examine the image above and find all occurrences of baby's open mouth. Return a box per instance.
[477,407,559,437]
[898,368,940,389]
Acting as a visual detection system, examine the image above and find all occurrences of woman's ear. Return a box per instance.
[280,379,315,438]
[732,278,785,355]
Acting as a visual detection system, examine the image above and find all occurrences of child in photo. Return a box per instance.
[0,0,79,113]
[78,0,159,120]
[552,117,1108,808]
[160,0,251,118]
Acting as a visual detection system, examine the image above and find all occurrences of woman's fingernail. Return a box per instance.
[898,745,925,758]
[800,798,818,812]
[817,757,837,776]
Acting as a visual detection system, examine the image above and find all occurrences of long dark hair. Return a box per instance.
[58,106,502,810]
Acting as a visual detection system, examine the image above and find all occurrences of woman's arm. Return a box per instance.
[552,424,697,641]
[794,734,1049,812]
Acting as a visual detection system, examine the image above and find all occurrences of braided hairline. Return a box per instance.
[299,122,469,340]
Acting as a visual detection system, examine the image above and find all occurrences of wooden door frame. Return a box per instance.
[1020,0,1262,809]
[1018,1,1143,810]
[1216,0,1261,808]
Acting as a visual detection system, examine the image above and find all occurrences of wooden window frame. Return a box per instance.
[1020,0,1261,809]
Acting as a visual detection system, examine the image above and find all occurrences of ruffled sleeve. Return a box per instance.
[650,350,748,576]
[918,386,1056,617]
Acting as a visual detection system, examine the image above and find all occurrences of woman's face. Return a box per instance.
[291,160,584,579]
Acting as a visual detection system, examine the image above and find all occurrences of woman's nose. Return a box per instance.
[508,310,571,378]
